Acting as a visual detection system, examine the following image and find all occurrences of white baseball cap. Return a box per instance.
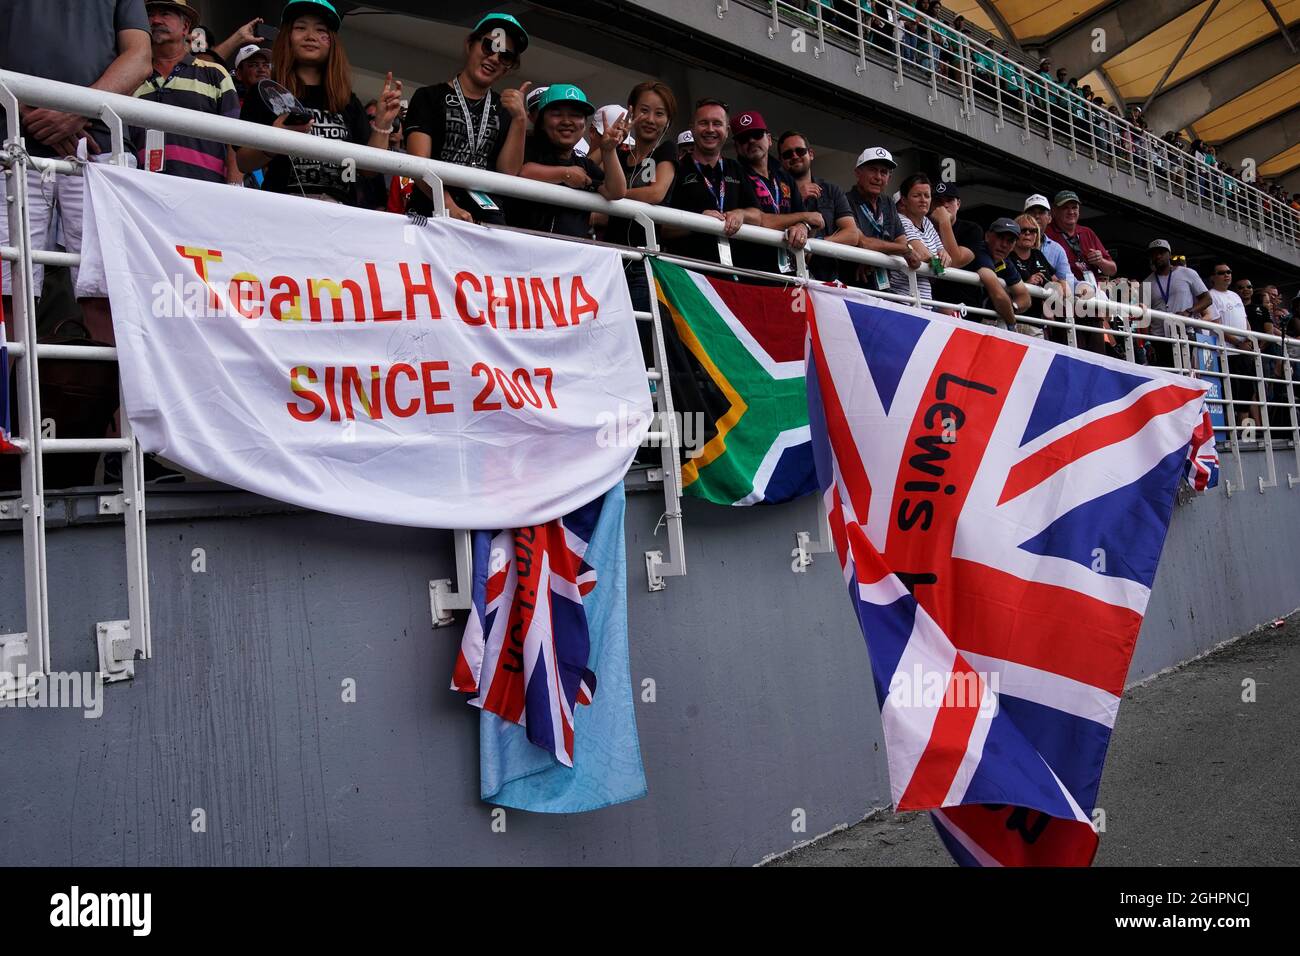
[855,146,896,169]
[676,130,694,146]
[1024,193,1051,211]
[593,104,635,146]
[234,44,271,70]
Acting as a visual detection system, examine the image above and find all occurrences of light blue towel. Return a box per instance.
[479,481,648,812]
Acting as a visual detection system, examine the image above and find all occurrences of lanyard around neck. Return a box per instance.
[694,159,726,211]
[452,76,493,159]
[1154,269,1174,306]
[747,167,780,214]
[857,193,887,237]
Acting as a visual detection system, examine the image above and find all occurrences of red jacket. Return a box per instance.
[1045,223,1110,282]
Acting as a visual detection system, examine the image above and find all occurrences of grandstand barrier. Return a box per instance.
[2,68,1298,700]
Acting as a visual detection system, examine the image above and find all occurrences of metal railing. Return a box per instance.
[1,69,1298,700]
[739,0,1300,248]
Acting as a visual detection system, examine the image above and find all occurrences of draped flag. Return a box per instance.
[453,492,605,768]
[474,482,647,812]
[805,286,1209,866]
[1184,406,1220,491]
[650,259,816,505]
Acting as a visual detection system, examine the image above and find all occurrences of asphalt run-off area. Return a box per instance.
[770,615,1300,867]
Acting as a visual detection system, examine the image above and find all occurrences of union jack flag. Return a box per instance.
[805,288,1209,866]
[1183,407,1220,491]
[451,496,603,767]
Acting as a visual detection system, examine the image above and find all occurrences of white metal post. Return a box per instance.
[100,105,152,659]
[2,135,51,680]
[1255,344,1278,491]
[924,15,938,104]
[992,50,1004,130]
[854,0,867,74]
[637,216,686,588]
[1284,347,1300,486]
[1222,338,1247,495]
[893,5,905,90]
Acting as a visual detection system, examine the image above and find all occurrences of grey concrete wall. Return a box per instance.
[0,448,1297,866]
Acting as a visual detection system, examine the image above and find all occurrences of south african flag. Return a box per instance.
[651,259,815,505]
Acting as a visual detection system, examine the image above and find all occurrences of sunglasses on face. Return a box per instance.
[1214,271,1232,276]
[734,130,766,144]
[479,36,518,67]
[780,146,809,160]
[1020,227,1039,234]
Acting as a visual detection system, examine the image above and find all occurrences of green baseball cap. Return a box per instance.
[1053,189,1081,206]
[535,83,594,116]
[282,0,341,32]
[472,12,529,54]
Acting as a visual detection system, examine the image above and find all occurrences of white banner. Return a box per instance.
[79,164,650,528]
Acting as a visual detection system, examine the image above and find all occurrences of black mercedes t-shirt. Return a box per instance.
[506,136,603,238]
[403,81,513,217]
[668,154,745,264]
[1007,247,1054,318]
[605,141,677,249]
[732,163,806,275]
[934,215,986,310]
[239,84,369,204]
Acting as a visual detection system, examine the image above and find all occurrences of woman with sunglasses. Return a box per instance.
[1006,213,1064,337]
[237,0,401,204]
[403,12,531,225]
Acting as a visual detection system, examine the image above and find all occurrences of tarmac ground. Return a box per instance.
[769,616,1300,867]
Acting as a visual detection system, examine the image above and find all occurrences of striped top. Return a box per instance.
[893,212,944,305]
[131,53,239,183]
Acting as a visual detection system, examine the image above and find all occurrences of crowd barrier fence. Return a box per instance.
[2,69,1297,699]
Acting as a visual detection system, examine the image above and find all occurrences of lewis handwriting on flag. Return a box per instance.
[805,287,1209,866]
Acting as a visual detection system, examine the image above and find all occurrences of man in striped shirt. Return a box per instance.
[132,0,240,183]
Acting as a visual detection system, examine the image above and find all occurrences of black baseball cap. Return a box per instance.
[934,182,960,200]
